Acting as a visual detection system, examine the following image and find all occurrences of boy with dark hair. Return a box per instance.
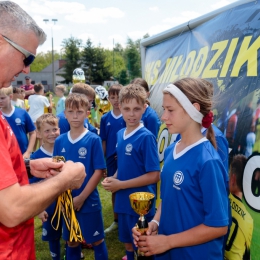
[102,84,160,260]
[54,93,108,260]
[0,86,36,159]
[225,155,253,260]
[30,114,61,260]
[100,84,126,233]
[57,83,97,135]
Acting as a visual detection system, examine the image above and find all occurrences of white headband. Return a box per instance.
[164,84,203,124]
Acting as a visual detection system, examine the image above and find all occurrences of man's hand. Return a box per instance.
[30,158,64,178]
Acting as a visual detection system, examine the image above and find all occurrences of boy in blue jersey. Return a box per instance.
[133,78,228,260]
[131,78,161,138]
[57,83,97,135]
[102,84,160,260]
[0,86,36,159]
[53,94,108,260]
[29,114,61,260]
[100,84,126,234]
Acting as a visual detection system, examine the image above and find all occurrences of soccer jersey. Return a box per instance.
[53,129,105,213]
[0,112,35,260]
[141,105,161,138]
[114,125,160,217]
[11,99,25,109]
[56,96,66,115]
[2,106,35,154]
[100,111,126,176]
[158,138,228,260]
[224,194,253,260]
[57,111,97,135]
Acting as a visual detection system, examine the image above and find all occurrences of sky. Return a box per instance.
[13,0,238,55]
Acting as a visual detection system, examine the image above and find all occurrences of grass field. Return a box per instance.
[35,182,125,260]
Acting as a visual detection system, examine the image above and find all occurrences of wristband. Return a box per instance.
[151,219,159,227]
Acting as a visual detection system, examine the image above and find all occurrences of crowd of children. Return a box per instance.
[0,77,251,260]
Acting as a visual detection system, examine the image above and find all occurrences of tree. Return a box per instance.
[125,37,141,80]
[61,37,82,83]
[30,51,60,72]
[118,69,129,85]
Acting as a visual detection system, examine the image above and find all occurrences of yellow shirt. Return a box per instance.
[225,193,253,260]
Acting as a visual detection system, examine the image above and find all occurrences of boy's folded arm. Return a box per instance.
[121,170,160,190]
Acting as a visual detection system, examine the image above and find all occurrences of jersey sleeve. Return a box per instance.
[92,136,106,170]
[62,97,66,111]
[0,124,18,189]
[215,135,229,172]
[43,96,50,107]
[99,115,106,140]
[24,111,36,133]
[141,133,160,173]
[199,159,229,227]
[144,112,160,138]
[87,121,98,135]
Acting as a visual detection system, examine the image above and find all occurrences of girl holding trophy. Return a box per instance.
[133,77,229,259]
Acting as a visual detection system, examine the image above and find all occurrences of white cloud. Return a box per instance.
[149,6,158,11]
[108,34,125,43]
[127,30,147,40]
[65,7,125,24]
[78,33,96,43]
[163,11,200,27]
[211,0,234,9]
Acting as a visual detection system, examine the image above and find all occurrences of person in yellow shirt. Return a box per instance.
[225,155,253,260]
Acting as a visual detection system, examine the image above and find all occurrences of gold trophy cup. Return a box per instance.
[129,192,155,259]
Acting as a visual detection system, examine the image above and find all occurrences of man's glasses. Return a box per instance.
[1,35,35,67]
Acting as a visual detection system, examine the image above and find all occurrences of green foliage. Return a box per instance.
[30,51,60,72]
[61,37,82,83]
[118,69,129,85]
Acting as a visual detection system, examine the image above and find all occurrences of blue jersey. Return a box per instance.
[53,130,106,213]
[141,105,161,138]
[158,138,228,260]
[100,111,126,159]
[29,147,57,215]
[57,111,97,135]
[56,96,66,115]
[114,125,160,217]
[2,106,35,154]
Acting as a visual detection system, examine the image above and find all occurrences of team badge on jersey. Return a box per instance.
[78,147,87,158]
[173,171,184,190]
[125,143,133,155]
[15,118,21,125]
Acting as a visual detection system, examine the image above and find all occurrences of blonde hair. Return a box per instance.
[36,113,59,131]
[164,77,217,149]
[65,93,89,110]
[119,84,147,105]
[72,83,95,100]
[0,86,13,96]
[55,84,66,94]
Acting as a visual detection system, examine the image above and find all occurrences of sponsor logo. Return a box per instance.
[42,228,47,236]
[50,252,57,257]
[61,148,66,152]
[107,122,111,126]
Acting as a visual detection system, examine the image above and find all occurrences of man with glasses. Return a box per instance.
[21,76,35,99]
[0,2,86,259]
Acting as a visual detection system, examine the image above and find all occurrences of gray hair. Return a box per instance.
[0,1,46,45]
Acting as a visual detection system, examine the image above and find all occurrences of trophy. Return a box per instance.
[129,192,155,259]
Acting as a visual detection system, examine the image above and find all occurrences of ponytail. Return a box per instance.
[206,124,217,149]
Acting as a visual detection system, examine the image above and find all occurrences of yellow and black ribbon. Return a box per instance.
[51,156,83,242]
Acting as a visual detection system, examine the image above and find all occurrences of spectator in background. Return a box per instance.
[28,83,52,150]
[55,84,66,115]
[11,86,25,109]
[0,86,36,159]
[19,88,30,111]
[21,76,34,99]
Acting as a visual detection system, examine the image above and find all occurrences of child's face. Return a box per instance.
[119,98,145,129]
[0,94,11,109]
[38,123,60,145]
[65,105,90,128]
[55,88,63,97]
[108,93,119,109]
